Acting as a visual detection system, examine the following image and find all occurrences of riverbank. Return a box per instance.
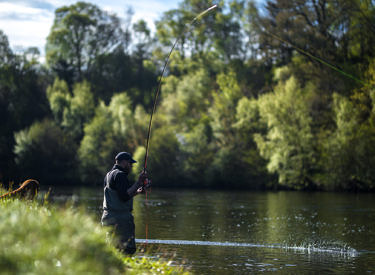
[0,196,188,274]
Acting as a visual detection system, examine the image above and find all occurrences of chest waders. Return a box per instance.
[101,170,136,254]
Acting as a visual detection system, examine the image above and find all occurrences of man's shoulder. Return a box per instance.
[112,168,128,181]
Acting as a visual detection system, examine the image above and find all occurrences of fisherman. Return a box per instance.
[101,151,150,254]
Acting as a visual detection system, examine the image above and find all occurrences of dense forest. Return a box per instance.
[1,0,375,191]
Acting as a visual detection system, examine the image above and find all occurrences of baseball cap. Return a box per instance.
[115,152,137,163]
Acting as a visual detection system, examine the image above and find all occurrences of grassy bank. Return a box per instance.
[0,196,188,274]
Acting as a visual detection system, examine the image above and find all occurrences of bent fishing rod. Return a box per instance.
[142,4,218,174]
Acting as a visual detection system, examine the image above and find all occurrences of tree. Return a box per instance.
[210,70,242,147]
[161,68,212,131]
[207,69,269,188]
[254,75,318,189]
[156,8,192,59]
[46,78,71,126]
[212,0,245,61]
[233,96,272,188]
[322,62,375,191]
[86,9,159,105]
[133,127,183,187]
[250,0,366,94]
[78,93,147,183]
[253,0,341,64]
[46,2,124,82]
[14,119,77,184]
[180,120,214,187]
[86,48,128,102]
[78,102,113,183]
[156,0,244,60]
[130,20,157,108]
[339,0,375,62]
[47,78,95,141]
[0,31,49,182]
[0,30,12,64]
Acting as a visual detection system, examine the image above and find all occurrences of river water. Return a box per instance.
[48,187,375,274]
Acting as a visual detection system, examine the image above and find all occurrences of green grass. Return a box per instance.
[0,196,188,274]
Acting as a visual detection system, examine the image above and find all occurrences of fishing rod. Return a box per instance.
[142,4,218,173]
[139,4,217,244]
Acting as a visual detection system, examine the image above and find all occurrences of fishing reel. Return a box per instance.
[140,168,152,193]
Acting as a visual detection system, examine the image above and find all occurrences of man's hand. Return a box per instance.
[137,170,148,187]
[127,171,150,197]
[136,171,151,194]
[138,179,152,193]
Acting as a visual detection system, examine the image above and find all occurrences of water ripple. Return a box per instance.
[136,239,359,257]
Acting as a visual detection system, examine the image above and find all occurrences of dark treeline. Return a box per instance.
[1,0,375,191]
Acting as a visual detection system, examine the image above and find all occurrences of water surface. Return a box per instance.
[47,187,375,274]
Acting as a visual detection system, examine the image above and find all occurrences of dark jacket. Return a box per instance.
[103,164,132,202]
[101,164,133,224]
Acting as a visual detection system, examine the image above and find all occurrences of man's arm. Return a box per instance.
[113,172,148,202]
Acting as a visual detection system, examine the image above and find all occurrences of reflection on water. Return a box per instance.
[45,186,375,274]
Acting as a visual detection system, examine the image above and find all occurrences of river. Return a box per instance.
[47,186,375,274]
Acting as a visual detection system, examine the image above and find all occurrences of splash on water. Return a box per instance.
[136,239,359,257]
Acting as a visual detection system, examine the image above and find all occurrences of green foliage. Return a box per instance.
[46,2,124,81]
[161,68,212,130]
[180,121,214,186]
[210,70,241,146]
[0,199,188,274]
[0,30,12,64]
[45,3,157,107]
[134,127,183,187]
[65,81,95,139]
[46,78,70,125]
[235,97,264,137]
[251,0,367,94]
[0,34,49,182]
[47,78,95,140]
[156,0,245,60]
[204,69,269,189]
[3,0,375,191]
[316,61,375,191]
[78,102,113,183]
[13,119,77,184]
[321,91,375,191]
[78,93,148,183]
[233,96,272,188]
[255,76,318,189]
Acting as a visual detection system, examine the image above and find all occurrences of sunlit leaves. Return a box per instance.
[78,93,148,183]
[255,76,317,189]
[47,79,94,140]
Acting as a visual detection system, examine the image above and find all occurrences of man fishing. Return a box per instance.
[101,151,150,254]
[100,5,217,253]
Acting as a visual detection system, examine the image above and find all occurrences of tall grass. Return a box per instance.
[0,196,188,274]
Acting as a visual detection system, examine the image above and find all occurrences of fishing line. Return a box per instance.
[141,4,218,244]
[263,29,366,86]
